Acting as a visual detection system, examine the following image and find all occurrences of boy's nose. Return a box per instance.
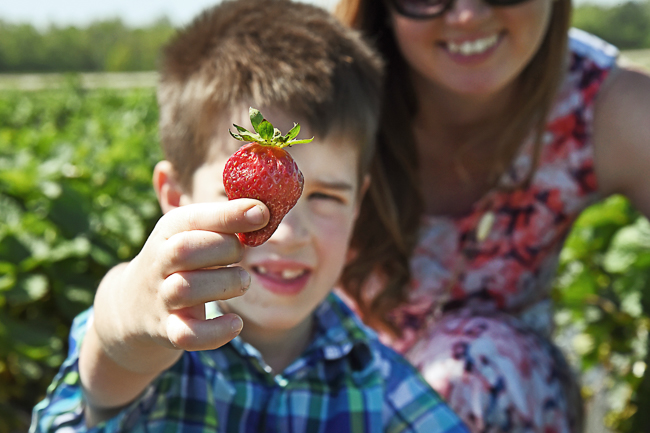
[267,205,310,247]
[444,0,491,25]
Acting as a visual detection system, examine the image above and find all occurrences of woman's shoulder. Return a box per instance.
[592,65,650,206]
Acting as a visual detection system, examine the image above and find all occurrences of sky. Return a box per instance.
[0,0,338,29]
[0,0,628,29]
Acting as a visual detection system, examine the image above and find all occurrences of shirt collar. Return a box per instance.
[307,293,374,362]
[204,293,376,375]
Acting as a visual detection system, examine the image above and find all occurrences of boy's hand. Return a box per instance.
[88,199,269,377]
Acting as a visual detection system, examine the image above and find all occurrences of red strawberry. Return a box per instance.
[223,108,312,247]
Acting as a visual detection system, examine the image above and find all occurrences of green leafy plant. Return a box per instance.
[0,82,162,432]
[554,195,650,431]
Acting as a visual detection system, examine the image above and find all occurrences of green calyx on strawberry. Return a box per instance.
[223,107,313,247]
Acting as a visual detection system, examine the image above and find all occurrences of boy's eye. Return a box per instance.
[309,192,344,203]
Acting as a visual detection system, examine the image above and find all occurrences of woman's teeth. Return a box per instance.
[447,34,499,56]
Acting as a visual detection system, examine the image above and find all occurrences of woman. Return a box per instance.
[335,0,650,431]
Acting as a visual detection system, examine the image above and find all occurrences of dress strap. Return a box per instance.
[568,27,619,69]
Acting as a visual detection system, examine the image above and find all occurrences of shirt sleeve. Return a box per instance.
[378,345,470,433]
[29,309,147,433]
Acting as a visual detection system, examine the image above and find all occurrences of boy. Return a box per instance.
[31,0,468,431]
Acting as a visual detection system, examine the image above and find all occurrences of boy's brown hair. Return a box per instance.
[157,0,384,192]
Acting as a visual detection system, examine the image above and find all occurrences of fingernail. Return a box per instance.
[244,205,265,225]
[239,268,251,293]
[231,316,243,334]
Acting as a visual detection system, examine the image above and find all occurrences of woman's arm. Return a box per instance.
[593,66,650,215]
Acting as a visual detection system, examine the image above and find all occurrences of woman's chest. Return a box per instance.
[411,147,601,311]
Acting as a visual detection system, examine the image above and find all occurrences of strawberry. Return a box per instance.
[224,108,313,247]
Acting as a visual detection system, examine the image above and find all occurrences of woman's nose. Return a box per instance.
[444,0,492,26]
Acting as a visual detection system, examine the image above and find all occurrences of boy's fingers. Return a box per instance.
[163,230,243,274]
[156,200,269,240]
[166,313,243,352]
[161,267,250,310]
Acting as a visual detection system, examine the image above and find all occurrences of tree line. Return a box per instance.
[573,0,650,50]
[0,18,175,73]
[0,1,649,74]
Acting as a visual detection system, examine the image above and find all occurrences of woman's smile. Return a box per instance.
[442,33,501,56]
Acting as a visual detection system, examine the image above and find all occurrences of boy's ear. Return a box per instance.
[153,161,187,214]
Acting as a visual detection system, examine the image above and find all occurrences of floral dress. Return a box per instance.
[382,29,618,433]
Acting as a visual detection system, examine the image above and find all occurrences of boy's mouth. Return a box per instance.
[254,266,308,280]
[252,262,311,296]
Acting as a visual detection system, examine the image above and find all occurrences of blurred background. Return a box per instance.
[0,0,649,432]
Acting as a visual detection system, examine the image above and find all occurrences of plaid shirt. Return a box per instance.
[31,294,468,433]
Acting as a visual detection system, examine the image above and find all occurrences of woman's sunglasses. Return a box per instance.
[387,0,531,19]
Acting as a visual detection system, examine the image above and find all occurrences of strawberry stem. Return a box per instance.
[229,107,314,148]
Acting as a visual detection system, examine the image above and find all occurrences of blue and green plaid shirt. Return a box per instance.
[31,293,468,433]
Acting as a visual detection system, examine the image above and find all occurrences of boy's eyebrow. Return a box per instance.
[311,180,355,191]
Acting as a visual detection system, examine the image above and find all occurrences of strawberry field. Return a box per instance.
[0,82,162,431]
[1,80,650,432]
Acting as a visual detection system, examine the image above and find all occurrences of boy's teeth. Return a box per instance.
[281,269,304,279]
[255,266,305,279]
[447,35,499,56]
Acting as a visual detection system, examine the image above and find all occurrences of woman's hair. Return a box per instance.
[335,0,572,336]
